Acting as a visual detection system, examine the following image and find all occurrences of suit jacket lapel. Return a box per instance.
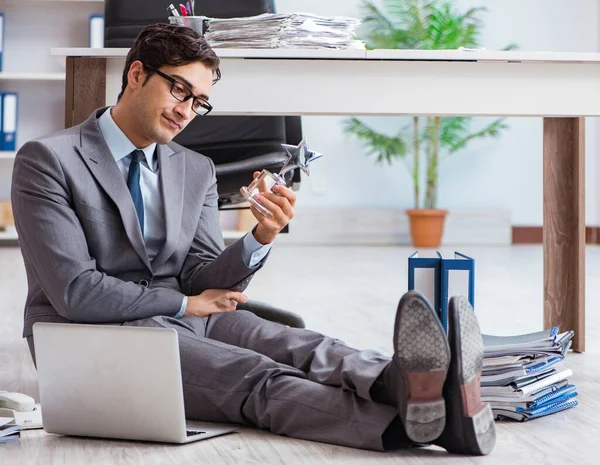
[152,144,185,268]
[75,110,151,270]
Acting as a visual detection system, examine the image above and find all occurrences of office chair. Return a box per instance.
[104,0,305,328]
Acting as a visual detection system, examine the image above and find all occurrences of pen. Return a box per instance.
[186,2,192,16]
[179,4,188,16]
[191,0,195,16]
[167,4,179,17]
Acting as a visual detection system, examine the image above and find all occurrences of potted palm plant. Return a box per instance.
[343,0,517,247]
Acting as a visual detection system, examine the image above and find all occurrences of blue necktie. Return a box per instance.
[127,149,145,235]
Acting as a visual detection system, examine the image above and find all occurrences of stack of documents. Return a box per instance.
[0,418,20,444]
[204,13,362,49]
[481,327,578,421]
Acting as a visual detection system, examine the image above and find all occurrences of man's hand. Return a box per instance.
[184,289,248,318]
[249,171,296,245]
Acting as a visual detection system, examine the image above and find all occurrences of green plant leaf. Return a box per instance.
[342,117,409,165]
[437,116,473,148]
[445,118,509,153]
[502,43,519,51]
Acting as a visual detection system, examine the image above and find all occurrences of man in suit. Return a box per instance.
[11,23,495,454]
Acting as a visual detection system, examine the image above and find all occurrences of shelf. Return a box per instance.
[0,152,16,160]
[222,230,246,241]
[0,72,65,81]
[0,229,240,243]
[0,229,18,241]
[0,225,243,242]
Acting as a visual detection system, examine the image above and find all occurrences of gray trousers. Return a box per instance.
[28,310,399,451]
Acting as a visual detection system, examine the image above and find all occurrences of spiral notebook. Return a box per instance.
[494,395,579,421]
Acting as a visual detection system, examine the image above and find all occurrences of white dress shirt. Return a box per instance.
[97,108,271,317]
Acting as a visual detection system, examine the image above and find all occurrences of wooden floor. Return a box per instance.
[1,244,599,464]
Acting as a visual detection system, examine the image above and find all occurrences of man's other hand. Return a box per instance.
[249,171,296,245]
[184,289,248,317]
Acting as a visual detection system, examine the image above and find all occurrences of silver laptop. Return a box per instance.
[32,322,237,444]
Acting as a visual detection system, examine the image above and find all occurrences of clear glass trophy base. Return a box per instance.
[240,169,287,217]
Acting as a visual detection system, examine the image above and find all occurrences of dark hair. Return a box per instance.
[118,23,221,100]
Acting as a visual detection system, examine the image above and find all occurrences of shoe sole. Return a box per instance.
[452,296,496,455]
[394,291,450,443]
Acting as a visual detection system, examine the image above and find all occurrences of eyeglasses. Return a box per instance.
[143,64,213,116]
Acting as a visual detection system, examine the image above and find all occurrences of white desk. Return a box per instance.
[53,47,591,351]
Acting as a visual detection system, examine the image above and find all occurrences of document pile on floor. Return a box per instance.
[480,327,578,421]
[0,418,20,444]
[204,13,362,49]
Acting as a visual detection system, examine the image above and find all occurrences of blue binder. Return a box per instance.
[439,252,475,330]
[408,251,442,322]
[408,251,475,330]
[0,13,4,72]
[1,92,18,151]
[0,92,3,150]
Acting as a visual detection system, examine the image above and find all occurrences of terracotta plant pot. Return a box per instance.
[406,209,448,248]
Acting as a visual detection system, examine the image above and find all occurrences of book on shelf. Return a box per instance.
[89,14,104,49]
[0,92,18,151]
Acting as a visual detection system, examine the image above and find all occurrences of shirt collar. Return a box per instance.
[97,107,158,172]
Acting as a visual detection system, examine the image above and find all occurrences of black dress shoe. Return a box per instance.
[391,291,451,443]
[435,295,496,455]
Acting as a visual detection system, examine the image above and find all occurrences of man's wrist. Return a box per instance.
[253,224,276,245]
[174,296,187,318]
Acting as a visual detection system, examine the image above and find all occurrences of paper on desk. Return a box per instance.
[204,12,361,49]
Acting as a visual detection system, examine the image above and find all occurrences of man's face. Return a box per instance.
[131,61,214,145]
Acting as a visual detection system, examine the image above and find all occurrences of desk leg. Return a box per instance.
[543,117,585,352]
[65,57,107,129]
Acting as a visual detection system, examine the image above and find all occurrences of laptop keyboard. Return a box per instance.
[186,430,207,437]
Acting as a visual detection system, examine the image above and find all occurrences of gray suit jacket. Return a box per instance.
[12,108,265,338]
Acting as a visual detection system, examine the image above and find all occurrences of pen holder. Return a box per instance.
[169,16,208,36]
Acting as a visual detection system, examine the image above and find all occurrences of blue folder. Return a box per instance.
[0,92,17,151]
[0,93,3,149]
[408,251,475,331]
[439,252,475,330]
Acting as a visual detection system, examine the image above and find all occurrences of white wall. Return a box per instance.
[275,0,600,226]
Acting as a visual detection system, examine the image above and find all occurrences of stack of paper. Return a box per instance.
[204,13,362,49]
[481,327,578,421]
[0,417,21,444]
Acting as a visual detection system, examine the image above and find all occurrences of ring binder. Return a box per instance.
[407,250,474,330]
[1,92,17,151]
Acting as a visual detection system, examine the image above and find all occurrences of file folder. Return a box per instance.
[1,92,18,151]
[0,13,4,72]
[408,251,442,320]
[0,92,3,148]
[439,252,475,330]
[89,15,104,49]
[407,251,475,331]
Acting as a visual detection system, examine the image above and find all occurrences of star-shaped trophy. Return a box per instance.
[240,138,323,217]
